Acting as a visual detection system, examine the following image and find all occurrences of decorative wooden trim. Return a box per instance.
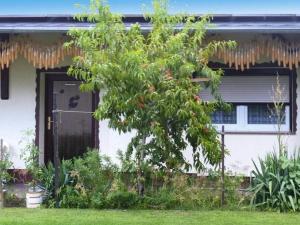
[1,35,300,71]
[216,38,300,71]
[0,37,79,70]
[208,62,291,76]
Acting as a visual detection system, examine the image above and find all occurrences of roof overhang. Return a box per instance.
[0,14,300,33]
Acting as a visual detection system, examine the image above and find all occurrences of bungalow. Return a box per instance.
[0,15,299,175]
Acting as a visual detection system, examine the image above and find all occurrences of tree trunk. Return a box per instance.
[137,137,146,196]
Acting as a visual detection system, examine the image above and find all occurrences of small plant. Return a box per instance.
[19,130,42,191]
[0,139,13,208]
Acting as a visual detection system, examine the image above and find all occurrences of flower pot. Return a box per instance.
[26,191,43,208]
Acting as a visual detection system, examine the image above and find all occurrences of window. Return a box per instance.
[247,104,286,124]
[210,104,290,132]
[200,73,293,133]
[212,105,237,124]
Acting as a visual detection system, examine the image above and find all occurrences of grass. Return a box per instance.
[0,209,300,225]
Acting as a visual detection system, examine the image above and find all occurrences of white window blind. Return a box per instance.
[200,75,289,103]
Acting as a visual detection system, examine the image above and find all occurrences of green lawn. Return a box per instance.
[0,209,299,225]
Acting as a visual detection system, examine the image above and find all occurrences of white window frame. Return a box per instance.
[213,105,290,132]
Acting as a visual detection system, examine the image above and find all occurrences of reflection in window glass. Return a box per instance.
[248,104,285,124]
[212,105,237,124]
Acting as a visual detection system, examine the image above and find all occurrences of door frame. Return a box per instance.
[35,68,99,164]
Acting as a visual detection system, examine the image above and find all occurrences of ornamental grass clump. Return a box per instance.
[250,151,300,212]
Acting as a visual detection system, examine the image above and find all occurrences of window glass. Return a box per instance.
[212,105,237,124]
[248,104,286,124]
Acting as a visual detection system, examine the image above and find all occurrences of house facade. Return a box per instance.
[0,15,300,175]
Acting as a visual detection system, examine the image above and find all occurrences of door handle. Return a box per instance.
[47,116,53,130]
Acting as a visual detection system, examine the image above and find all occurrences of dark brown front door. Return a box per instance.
[44,74,98,164]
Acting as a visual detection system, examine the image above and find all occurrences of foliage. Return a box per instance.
[141,172,244,210]
[106,191,139,209]
[19,130,42,190]
[41,149,244,209]
[66,0,235,172]
[90,192,107,209]
[4,193,26,207]
[117,149,164,193]
[40,162,55,205]
[0,143,12,207]
[41,150,117,208]
[0,142,12,185]
[250,151,300,212]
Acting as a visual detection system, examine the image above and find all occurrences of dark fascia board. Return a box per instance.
[125,14,300,23]
[0,14,300,23]
[1,14,300,33]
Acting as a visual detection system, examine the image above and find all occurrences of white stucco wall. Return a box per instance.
[0,57,36,168]
[1,32,300,174]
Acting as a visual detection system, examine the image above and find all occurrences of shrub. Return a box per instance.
[59,185,90,209]
[142,189,179,209]
[106,191,139,209]
[142,173,244,210]
[90,192,107,209]
[250,151,300,212]
[41,150,244,210]
[206,170,245,208]
[41,149,117,208]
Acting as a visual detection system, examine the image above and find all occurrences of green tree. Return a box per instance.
[66,0,235,173]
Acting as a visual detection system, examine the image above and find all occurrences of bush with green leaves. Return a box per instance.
[0,141,13,208]
[41,150,117,208]
[0,142,12,185]
[106,191,139,209]
[250,151,300,212]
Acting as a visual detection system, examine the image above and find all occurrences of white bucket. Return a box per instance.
[26,192,43,208]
